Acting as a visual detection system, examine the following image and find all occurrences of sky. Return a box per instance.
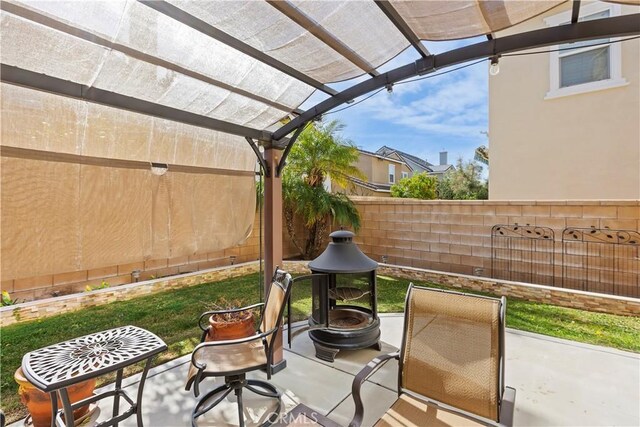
[299,38,489,168]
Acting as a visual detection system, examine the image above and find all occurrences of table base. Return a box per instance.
[51,357,153,427]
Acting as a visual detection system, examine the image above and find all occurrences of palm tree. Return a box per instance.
[282,120,364,259]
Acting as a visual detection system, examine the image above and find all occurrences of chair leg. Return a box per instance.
[246,380,281,398]
[191,377,282,427]
[245,380,282,426]
[192,384,233,427]
[235,387,245,427]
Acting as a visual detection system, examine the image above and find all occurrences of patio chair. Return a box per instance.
[349,284,516,427]
[185,268,293,427]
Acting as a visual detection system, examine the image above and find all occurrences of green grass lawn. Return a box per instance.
[2,272,639,422]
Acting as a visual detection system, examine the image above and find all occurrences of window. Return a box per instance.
[388,164,395,184]
[545,4,627,99]
[401,171,409,180]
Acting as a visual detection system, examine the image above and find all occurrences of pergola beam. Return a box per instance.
[375,0,431,59]
[272,14,640,141]
[0,65,271,141]
[137,0,338,96]
[266,0,380,77]
[572,0,582,23]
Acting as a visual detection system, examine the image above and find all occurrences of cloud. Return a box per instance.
[352,63,488,140]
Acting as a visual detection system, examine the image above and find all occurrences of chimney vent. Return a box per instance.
[439,151,448,166]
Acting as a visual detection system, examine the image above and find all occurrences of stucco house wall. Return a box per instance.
[489,1,640,200]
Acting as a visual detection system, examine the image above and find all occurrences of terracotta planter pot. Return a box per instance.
[207,311,256,341]
[14,367,95,427]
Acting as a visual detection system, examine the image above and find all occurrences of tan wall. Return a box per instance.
[489,2,640,200]
[355,154,374,182]
[370,156,409,185]
[356,151,409,185]
[5,197,639,303]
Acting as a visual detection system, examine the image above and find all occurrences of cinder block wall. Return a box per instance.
[3,198,639,302]
[351,197,639,280]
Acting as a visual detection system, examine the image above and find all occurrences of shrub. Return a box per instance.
[437,158,488,200]
[390,172,438,200]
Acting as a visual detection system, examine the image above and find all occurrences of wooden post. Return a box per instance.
[263,147,286,373]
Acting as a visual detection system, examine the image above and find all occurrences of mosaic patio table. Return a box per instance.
[21,326,167,427]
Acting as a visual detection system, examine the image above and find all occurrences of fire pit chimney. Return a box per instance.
[309,230,377,273]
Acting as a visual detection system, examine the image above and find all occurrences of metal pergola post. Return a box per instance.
[262,146,286,373]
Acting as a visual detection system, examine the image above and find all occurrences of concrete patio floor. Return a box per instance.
[19,314,639,427]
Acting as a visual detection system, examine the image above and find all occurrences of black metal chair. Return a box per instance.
[185,268,293,427]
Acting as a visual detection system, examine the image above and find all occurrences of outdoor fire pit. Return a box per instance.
[307,230,381,362]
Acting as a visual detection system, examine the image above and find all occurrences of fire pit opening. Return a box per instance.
[308,230,381,362]
[329,308,370,329]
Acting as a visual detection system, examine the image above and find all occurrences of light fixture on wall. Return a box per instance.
[131,269,141,282]
[230,255,237,265]
[489,56,500,76]
[381,255,388,264]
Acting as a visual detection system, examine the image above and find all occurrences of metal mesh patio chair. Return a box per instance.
[185,268,293,427]
[349,284,516,427]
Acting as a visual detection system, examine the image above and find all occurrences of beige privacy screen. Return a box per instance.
[1,83,256,281]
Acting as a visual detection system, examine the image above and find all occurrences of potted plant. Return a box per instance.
[206,297,257,341]
[14,367,95,427]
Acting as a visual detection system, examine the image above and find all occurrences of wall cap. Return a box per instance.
[377,263,640,304]
[0,260,259,315]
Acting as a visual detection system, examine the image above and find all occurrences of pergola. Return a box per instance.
[1,0,639,369]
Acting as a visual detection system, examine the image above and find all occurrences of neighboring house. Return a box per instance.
[331,148,410,197]
[332,147,452,197]
[489,1,639,200]
[376,146,453,179]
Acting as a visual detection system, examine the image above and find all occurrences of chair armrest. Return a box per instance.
[191,327,278,369]
[197,302,265,331]
[348,352,400,427]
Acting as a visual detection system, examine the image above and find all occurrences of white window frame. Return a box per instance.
[544,3,627,100]
[401,171,409,180]
[388,164,395,184]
